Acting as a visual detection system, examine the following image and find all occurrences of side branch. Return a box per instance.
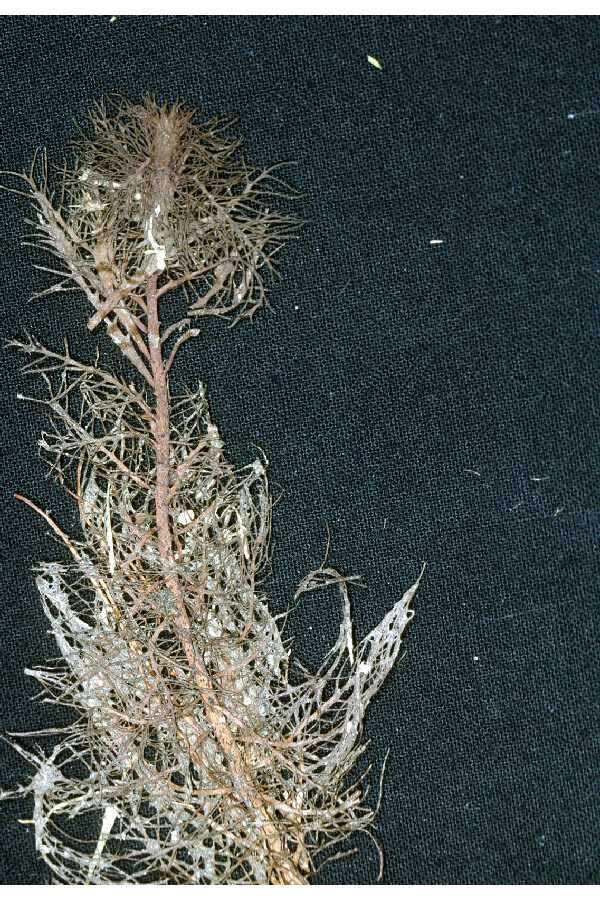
[14,493,121,624]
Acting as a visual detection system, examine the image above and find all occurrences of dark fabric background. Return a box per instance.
[0,15,598,885]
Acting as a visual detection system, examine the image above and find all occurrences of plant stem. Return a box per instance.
[146,274,173,563]
[145,275,305,884]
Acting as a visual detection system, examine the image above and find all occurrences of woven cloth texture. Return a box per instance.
[0,15,598,885]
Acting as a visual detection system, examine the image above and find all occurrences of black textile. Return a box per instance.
[0,15,598,885]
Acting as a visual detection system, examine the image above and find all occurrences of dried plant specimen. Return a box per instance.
[1,97,423,884]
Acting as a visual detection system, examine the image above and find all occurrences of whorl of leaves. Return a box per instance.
[15,96,299,322]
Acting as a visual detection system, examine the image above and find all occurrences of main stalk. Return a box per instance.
[145,275,305,885]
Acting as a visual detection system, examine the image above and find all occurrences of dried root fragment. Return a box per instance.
[1,96,422,884]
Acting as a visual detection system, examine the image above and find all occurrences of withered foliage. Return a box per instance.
[1,97,422,884]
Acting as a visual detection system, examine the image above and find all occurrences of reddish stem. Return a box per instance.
[146,274,173,561]
[145,273,304,884]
